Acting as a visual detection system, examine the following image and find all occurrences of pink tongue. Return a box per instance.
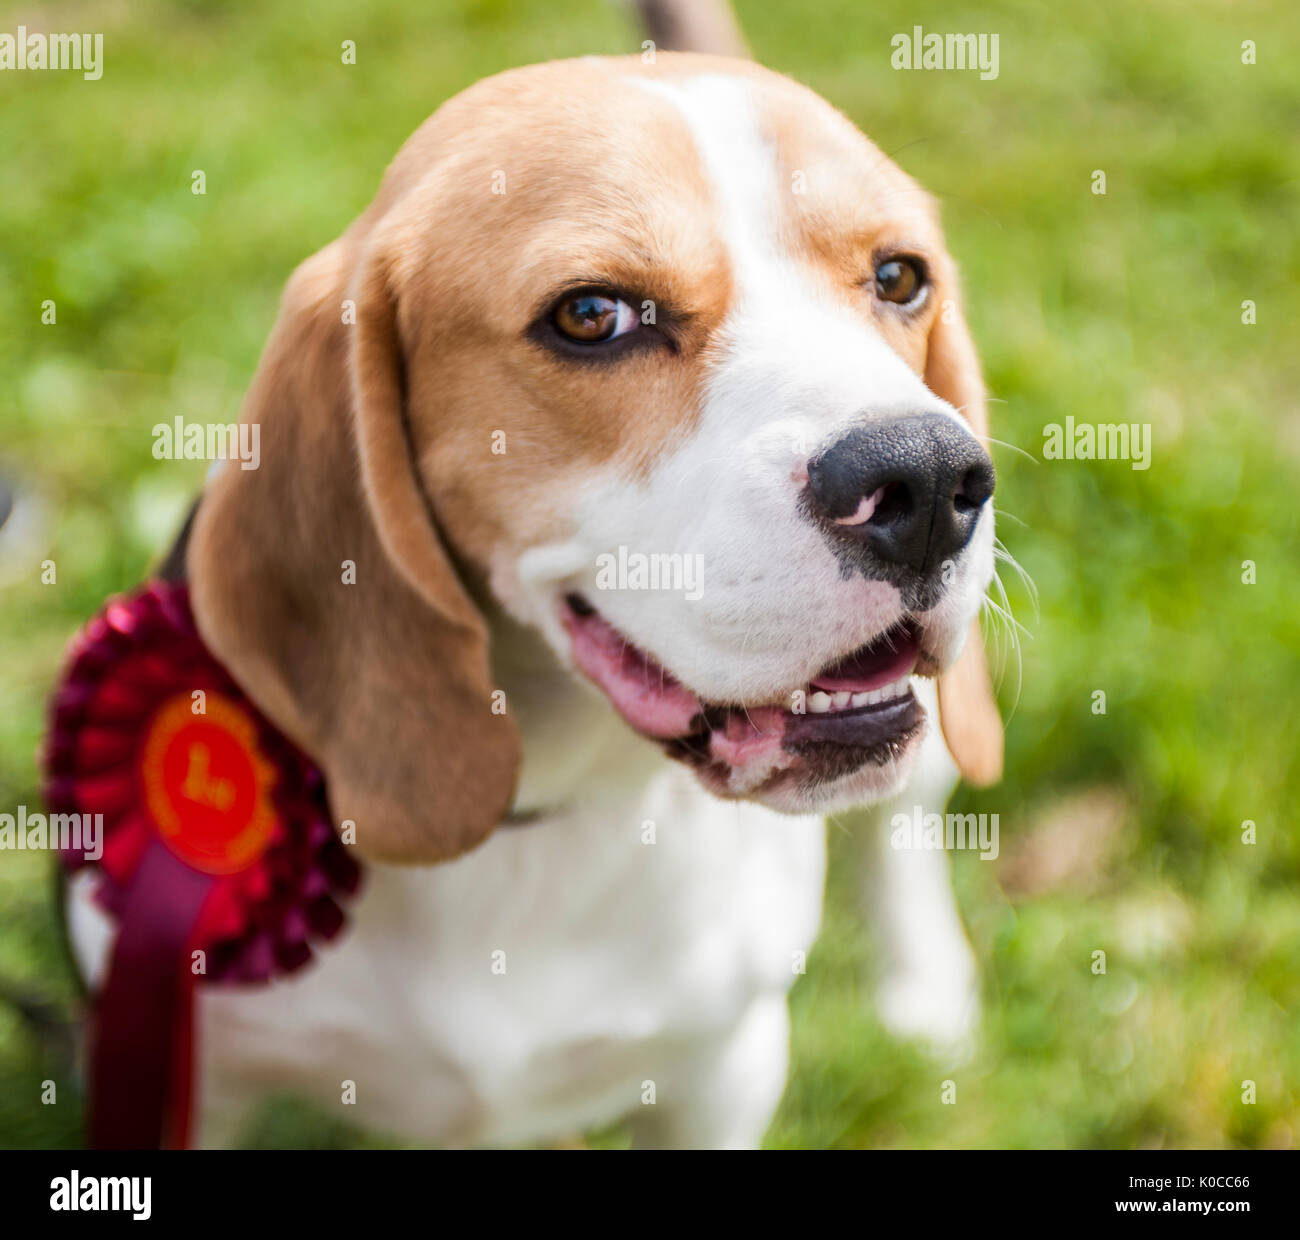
[709,705,787,767]
[810,628,919,694]
[563,607,702,739]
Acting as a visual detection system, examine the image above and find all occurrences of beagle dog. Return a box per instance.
[68,48,1002,1149]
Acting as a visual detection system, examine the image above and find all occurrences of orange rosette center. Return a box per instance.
[139,693,278,876]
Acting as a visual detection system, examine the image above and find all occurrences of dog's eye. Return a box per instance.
[874,257,927,306]
[553,291,639,343]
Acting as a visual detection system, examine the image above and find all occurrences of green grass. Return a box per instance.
[1,0,1297,1149]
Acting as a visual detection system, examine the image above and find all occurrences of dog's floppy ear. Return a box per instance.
[925,285,1004,787]
[188,232,521,863]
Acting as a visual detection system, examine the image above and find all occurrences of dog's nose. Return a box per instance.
[806,413,995,573]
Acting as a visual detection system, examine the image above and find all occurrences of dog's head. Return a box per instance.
[189,54,1002,864]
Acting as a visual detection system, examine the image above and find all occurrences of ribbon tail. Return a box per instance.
[88,841,217,1149]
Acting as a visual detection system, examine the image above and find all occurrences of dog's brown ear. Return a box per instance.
[925,286,1004,787]
[188,236,520,864]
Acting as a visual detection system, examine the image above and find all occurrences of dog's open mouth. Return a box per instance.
[560,594,928,798]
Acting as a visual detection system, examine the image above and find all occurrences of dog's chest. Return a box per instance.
[192,763,826,1145]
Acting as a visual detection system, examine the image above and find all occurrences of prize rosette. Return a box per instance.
[41,580,361,1148]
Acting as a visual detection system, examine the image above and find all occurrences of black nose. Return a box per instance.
[806,413,994,573]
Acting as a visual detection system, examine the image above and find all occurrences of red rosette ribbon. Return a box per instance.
[42,580,361,1149]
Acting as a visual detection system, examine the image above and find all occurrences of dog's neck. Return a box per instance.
[485,603,664,820]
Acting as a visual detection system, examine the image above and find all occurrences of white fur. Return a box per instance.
[855,679,980,1051]
[68,656,972,1147]
[70,666,828,1148]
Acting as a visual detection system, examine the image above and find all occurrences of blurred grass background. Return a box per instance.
[1,0,1297,1149]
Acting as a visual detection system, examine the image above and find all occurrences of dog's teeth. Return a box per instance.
[804,676,913,716]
